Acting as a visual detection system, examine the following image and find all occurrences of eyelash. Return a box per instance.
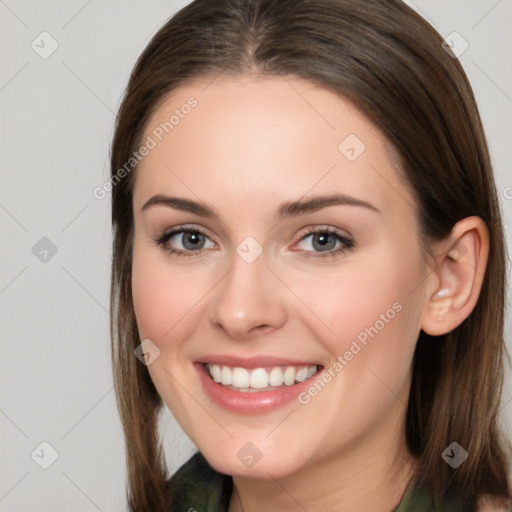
[154,225,355,260]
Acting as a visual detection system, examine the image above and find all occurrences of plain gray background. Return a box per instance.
[1,1,511,510]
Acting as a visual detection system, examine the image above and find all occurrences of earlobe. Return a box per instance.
[421,216,489,337]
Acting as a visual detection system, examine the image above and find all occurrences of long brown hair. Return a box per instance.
[109,0,512,510]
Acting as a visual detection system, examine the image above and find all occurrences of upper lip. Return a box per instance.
[197,354,322,369]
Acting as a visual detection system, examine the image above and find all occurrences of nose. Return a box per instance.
[209,246,287,340]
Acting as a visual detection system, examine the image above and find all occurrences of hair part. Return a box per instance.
[109,0,511,510]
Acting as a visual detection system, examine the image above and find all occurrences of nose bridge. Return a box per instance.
[209,241,286,338]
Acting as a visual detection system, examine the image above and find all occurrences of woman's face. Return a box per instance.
[131,75,430,479]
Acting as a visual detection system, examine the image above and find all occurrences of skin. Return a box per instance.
[130,75,489,512]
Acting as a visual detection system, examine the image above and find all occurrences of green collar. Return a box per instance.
[168,451,464,511]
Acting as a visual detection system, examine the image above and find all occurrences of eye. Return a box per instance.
[154,225,354,260]
[294,227,355,259]
[154,226,216,258]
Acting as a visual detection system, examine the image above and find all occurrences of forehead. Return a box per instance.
[133,75,413,217]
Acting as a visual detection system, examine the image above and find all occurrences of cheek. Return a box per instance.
[300,266,413,345]
[130,244,209,436]
[293,247,424,381]
[131,243,204,348]
[284,257,423,452]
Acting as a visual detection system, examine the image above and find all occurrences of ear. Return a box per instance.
[421,216,490,336]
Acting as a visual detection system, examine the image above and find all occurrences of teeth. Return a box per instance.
[232,367,249,388]
[211,364,222,383]
[269,367,284,387]
[249,368,269,389]
[295,367,308,382]
[221,365,232,385]
[283,366,296,386]
[206,363,319,390]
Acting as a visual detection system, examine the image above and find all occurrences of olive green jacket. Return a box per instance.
[167,451,471,511]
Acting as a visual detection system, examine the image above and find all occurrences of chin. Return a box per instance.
[197,439,311,480]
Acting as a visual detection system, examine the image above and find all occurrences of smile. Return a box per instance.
[204,363,320,392]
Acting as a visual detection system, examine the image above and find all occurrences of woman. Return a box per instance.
[109,0,512,510]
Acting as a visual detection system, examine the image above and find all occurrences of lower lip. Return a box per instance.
[195,363,321,415]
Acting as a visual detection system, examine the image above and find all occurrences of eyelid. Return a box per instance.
[156,223,215,243]
[298,224,353,239]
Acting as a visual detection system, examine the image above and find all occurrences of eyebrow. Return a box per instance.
[141,193,381,218]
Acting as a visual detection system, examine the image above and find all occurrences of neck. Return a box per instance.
[227,414,416,512]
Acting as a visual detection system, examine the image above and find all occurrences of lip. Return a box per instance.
[194,359,323,415]
[197,354,321,369]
